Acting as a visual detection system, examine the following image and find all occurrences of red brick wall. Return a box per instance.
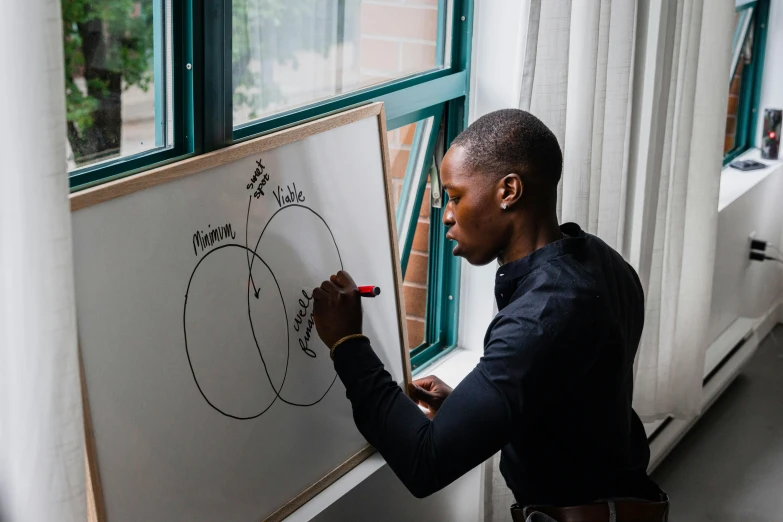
[388,125,432,349]
[367,0,440,349]
[359,1,439,86]
[725,59,744,153]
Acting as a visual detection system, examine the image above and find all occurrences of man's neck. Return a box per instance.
[498,214,562,266]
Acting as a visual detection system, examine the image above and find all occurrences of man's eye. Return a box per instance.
[450,197,459,204]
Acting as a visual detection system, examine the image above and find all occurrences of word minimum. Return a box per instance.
[193,223,236,256]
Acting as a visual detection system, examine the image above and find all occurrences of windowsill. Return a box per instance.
[283,347,481,521]
[422,346,482,386]
[719,148,783,211]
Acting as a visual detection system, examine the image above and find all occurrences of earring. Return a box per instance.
[501,203,508,210]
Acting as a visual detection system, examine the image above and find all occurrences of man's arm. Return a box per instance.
[332,336,513,498]
[312,270,533,497]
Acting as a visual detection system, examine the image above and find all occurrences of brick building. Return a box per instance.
[359,0,441,349]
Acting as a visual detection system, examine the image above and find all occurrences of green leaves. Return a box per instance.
[62,0,153,160]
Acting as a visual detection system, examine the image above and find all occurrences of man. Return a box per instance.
[312,109,668,522]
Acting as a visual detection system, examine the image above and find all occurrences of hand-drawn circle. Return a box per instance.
[250,204,341,406]
[184,243,289,420]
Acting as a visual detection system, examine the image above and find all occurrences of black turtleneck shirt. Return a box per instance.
[332,222,661,506]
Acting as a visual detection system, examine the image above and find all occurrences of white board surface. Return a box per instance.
[72,105,406,521]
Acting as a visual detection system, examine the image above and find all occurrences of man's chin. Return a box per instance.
[451,243,495,266]
[461,250,498,267]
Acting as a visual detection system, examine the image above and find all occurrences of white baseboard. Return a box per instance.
[754,296,783,342]
[646,297,782,472]
[647,329,759,471]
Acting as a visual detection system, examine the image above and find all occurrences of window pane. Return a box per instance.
[725,58,744,153]
[62,0,171,170]
[233,0,446,127]
[725,9,753,154]
[389,121,432,350]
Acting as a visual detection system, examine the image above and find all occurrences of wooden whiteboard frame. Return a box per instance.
[72,102,413,521]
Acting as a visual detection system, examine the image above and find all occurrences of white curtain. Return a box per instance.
[633,0,734,420]
[0,0,85,521]
[519,0,637,252]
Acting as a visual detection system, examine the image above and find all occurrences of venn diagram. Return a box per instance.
[183,204,343,420]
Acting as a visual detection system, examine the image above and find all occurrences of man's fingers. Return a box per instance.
[412,376,436,391]
[312,287,329,301]
[334,270,357,289]
[408,383,435,404]
[319,280,339,295]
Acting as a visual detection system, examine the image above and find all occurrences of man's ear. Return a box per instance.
[498,173,523,209]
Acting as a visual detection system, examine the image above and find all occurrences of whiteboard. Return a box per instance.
[71,104,409,522]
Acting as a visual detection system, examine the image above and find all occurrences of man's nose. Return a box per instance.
[442,203,455,227]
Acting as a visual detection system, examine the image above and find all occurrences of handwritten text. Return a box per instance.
[193,223,236,256]
[273,183,306,208]
[247,159,270,199]
[294,290,317,358]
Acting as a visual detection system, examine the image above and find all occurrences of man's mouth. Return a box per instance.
[446,234,461,256]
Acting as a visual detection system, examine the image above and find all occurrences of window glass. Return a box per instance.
[233,0,446,126]
[62,0,171,170]
[389,121,433,350]
[725,58,745,153]
[724,7,754,154]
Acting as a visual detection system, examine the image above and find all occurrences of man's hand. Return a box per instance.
[408,376,453,419]
[312,270,363,350]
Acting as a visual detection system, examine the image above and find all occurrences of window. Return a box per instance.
[232,0,448,127]
[724,0,770,163]
[63,0,174,171]
[64,0,472,372]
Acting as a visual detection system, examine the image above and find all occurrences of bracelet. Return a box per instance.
[330,334,368,360]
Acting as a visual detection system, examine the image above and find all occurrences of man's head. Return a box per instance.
[441,109,562,266]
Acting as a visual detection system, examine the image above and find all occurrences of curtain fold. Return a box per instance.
[633,0,734,420]
[519,0,636,251]
[0,0,85,520]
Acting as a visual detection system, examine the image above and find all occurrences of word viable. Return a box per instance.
[272,183,306,208]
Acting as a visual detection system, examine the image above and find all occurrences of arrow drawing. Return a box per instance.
[246,195,260,298]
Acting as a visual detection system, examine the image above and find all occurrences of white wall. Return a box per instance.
[709,170,783,343]
[468,0,528,118]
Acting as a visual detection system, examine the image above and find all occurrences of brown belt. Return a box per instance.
[510,499,669,522]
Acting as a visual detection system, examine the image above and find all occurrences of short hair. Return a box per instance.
[451,109,563,187]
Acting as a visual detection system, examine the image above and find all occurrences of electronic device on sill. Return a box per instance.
[761,108,782,160]
[729,159,767,171]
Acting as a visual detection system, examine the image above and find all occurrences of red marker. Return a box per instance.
[358,286,382,297]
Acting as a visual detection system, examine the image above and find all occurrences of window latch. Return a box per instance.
[431,161,442,209]
[430,118,446,209]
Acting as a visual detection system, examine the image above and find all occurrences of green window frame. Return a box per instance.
[67,0,474,372]
[724,0,770,165]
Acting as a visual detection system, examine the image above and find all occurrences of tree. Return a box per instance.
[62,0,153,166]
[62,0,357,166]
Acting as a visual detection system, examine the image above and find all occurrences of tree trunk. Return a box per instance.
[69,18,123,166]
